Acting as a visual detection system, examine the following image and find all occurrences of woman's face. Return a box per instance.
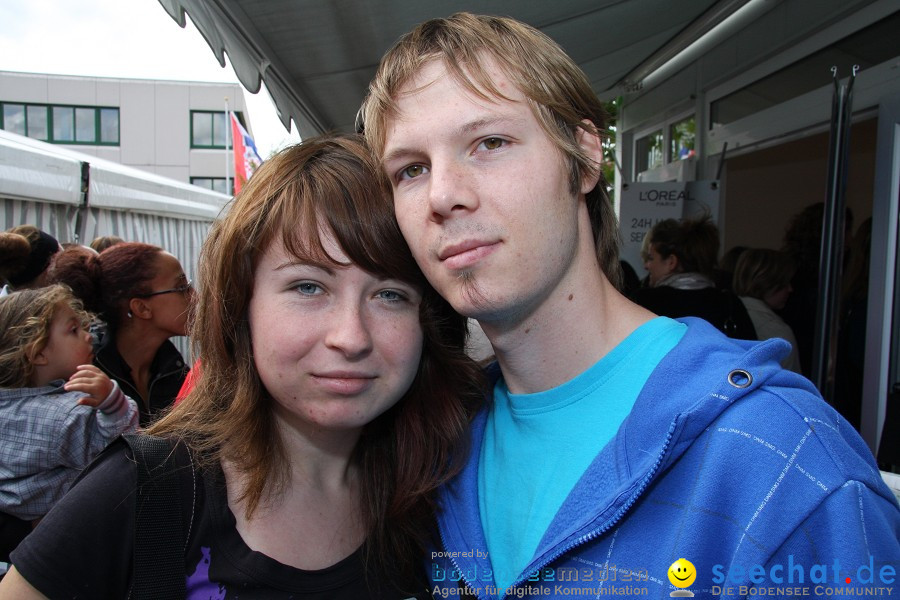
[247,232,424,434]
[140,252,193,337]
[643,244,678,286]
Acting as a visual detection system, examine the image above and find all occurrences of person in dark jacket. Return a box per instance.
[47,241,191,425]
[631,215,757,339]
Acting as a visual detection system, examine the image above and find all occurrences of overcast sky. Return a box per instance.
[0,0,301,157]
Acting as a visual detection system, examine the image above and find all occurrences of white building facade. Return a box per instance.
[0,70,250,195]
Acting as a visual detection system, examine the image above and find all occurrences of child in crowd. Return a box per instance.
[0,284,139,522]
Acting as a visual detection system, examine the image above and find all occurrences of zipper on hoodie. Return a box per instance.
[437,526,492,600]
[493,416,680,599]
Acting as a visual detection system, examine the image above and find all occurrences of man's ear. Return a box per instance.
[575,119,604,194]
[128,297,152,320]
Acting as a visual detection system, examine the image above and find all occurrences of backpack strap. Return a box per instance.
[0,511,32,563]
[123,433,196,600]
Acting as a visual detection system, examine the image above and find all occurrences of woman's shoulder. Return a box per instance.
[10,440,138,597]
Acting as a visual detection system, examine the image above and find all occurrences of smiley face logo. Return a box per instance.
[668,558,697,588]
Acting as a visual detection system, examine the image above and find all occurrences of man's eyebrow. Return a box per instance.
[456,115,525,136]
[382,115,526,165]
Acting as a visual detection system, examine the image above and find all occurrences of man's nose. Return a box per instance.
[426,160,479,223]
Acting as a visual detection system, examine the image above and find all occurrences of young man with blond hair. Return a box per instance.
[362,13,899,598]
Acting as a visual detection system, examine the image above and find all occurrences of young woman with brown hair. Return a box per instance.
[1,134,485,598]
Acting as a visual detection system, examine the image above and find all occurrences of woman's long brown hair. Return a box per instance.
[147,134,486,584]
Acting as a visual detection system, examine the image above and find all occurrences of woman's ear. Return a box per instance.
[665,253,680,273]
[128,297,152,320]
[576,119,604,194]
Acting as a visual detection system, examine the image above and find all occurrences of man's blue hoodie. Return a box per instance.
[429,319,900,599]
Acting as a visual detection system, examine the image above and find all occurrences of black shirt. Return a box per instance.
[12,442,430,599]
[630,285,757,340]
[94,337,189,426]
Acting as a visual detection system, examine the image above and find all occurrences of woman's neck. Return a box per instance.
[113,324,169,402]
[221,418,366,570]
[114,324,168,371]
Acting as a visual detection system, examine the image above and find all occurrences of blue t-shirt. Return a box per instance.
[478,317,686,591]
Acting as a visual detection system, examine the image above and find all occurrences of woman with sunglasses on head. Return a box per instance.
[46,241,193,425]
[1,134,485,598]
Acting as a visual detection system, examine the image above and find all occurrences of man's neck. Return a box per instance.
[481,270,655,395]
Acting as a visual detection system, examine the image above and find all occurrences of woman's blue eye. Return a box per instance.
[295,282,322,295]
[377,289,407,302]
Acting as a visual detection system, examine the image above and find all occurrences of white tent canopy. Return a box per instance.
[0,129,228,221]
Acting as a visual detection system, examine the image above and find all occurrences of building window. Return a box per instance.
[190,177,232,195]
[191,111,228,148]
[53,106,75,142]
[635,129,664,173]
[27,105,48,140]
[710,11,900,129]
[99,108,118,143]
[190,111,247,149]
[0,102,119,145]
[2,104,25,136]
[670,116,696,161]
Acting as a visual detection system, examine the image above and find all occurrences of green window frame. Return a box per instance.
[0,101,119,145]
[190,111,246,149]
[190,177,233,195]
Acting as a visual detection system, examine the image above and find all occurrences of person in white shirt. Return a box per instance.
[733,248,802,372]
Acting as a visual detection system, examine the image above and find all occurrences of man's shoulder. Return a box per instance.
[700,371,889,500]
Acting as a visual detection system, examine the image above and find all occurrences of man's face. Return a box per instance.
[381,57,590,327]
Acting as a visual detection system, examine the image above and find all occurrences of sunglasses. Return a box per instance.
[135,280,193,298]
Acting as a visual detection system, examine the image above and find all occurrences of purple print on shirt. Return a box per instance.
[186,546,225,599]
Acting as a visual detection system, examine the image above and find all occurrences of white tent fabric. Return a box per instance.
[1,128,230,296]
[0,130,83,207]
[0,129,228,220]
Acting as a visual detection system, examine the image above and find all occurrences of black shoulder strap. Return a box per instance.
[0,510,32,563]
[123,433,194,600]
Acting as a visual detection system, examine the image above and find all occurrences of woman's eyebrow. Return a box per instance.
[273,260,336,276]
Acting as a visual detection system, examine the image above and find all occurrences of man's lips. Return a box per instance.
[438,240,499,270]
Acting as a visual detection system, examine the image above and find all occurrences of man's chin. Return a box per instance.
[444,274,500,318]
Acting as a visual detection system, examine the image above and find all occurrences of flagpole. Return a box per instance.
[224,97,231,195]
